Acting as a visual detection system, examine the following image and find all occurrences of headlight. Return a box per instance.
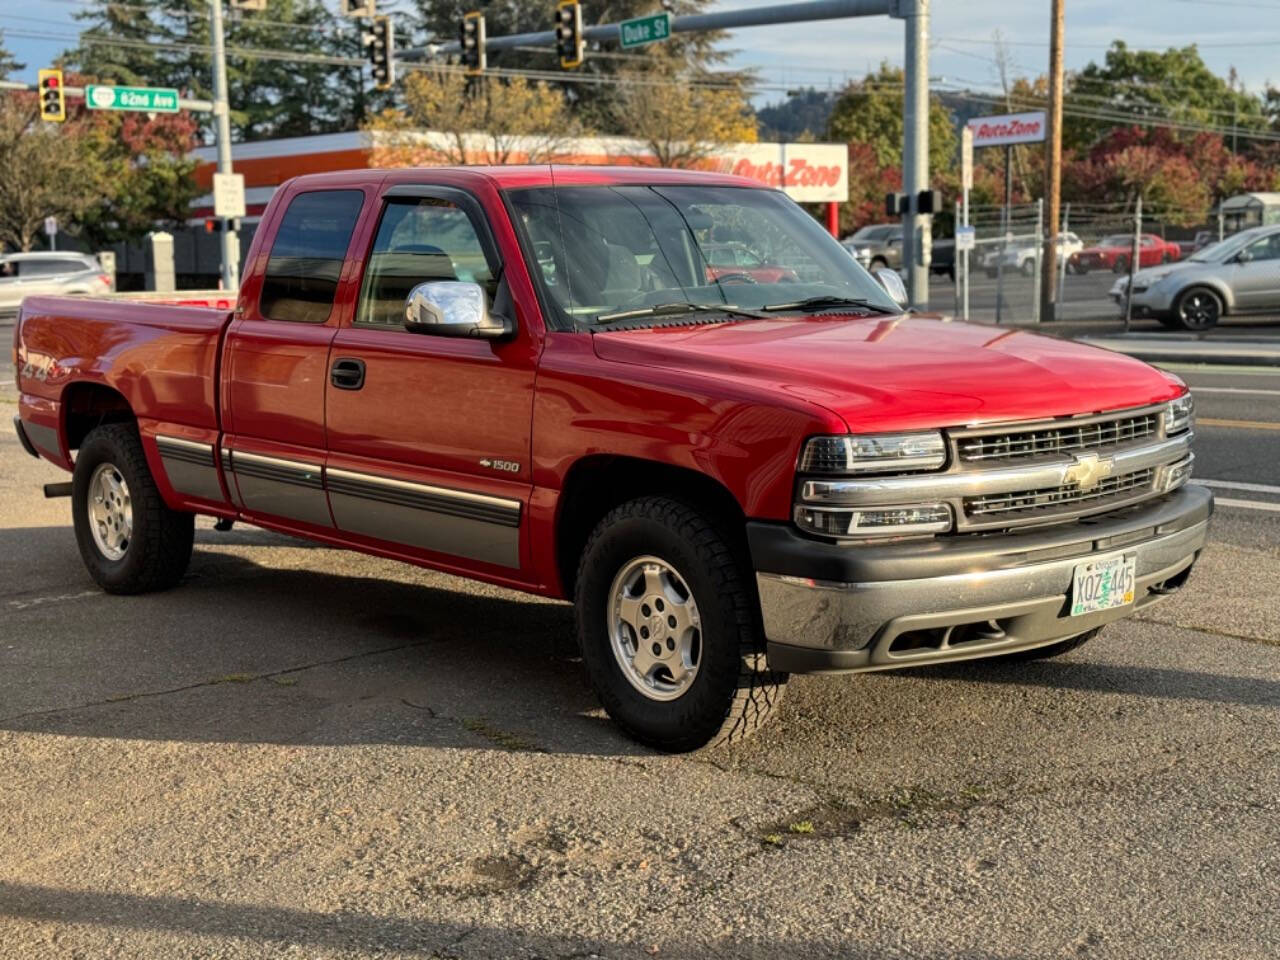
[799,432,947,475]
[1166,393,1194,435]
[795,503,953,538]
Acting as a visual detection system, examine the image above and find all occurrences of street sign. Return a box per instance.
[85,84,180,114]
[968,111,1046,148]
[955,226,975,252]
[213,173,246,219]
[619,12,671,48]
[43,216,57,237]
[961,126,974,191]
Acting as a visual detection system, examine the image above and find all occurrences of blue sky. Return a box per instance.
[3,0,1277,107]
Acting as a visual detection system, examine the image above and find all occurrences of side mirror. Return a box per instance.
[873,267,909,309]
[403,281,513,339]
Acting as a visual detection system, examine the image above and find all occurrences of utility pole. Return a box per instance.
[1039,0,1065,323]
[899,0,931,308]
[210,0,239,291]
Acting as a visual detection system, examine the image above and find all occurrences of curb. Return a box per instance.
[1078,338,1280,368]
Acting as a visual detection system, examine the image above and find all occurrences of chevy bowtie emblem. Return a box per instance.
[1063,453,1114,492]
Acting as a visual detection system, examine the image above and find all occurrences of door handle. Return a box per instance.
[330,357,366,390]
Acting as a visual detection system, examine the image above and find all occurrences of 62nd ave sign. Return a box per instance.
[619,12,671,48]
[85,84,180,114]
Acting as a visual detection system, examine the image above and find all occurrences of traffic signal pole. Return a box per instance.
[210,0,239,291]
[408,0,933,308]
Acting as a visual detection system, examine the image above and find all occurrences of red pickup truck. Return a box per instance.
[13,166,1210,751]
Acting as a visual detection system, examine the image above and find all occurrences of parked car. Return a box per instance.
[984,233,1084,278]
[13,166,1210,751]
[1109,224,1280,330]
[701,242,800,284]
[1069,234,1182,274]
[0,252,112,308]
[841,223,902,270]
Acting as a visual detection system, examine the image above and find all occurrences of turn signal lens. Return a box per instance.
[794,502,953,538]
[799,432,947,475]
[1166,393,1194,435]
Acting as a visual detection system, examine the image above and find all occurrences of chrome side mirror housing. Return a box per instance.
[403,281,513,339]
[873,267,909,309]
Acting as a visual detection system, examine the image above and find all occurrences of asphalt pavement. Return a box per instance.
[2,350,1279,957]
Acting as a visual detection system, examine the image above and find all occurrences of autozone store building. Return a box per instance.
[130,132,846,288]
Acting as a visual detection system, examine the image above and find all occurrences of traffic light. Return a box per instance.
[38,69,65,123]
[341,0,376,17]
[555,1,584,70]
[363,15,395,90]
[460,11,486,75]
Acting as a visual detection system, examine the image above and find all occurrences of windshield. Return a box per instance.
[508,184,901,328]
[1101,234,1132,247]
[1190,230,1262,262]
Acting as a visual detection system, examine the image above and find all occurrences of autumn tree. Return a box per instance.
[611,51,757,168]
[367,67,577,166]
[0,94,106,251]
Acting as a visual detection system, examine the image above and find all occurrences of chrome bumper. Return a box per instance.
[755,485,1212,674]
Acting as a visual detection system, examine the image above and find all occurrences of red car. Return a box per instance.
[1070,233,1182,274]
[702,242,800,284]
[12,166,1209,751]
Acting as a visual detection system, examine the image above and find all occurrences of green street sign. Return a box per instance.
[85,84,180,114]
[619,12,671,49]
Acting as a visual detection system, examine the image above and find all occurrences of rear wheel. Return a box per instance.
[1173,286,1223,331]
[1020,258,1036,277]
[574,496,785,752]
[72,424,194,594]
[1000,627,1102,661]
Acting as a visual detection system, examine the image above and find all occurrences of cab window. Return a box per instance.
[355,197,497,328]
[260,189,364,324]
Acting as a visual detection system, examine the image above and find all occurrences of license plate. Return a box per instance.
[1071,553,1136,616]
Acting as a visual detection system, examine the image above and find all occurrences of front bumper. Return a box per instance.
[752,485,1212,673]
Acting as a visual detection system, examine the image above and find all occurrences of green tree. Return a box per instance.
[1065,42,1269,151]
[0,30,25,80]
[69,0,376,141]
[826,64,957,176]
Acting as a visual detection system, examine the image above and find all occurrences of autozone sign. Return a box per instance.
[705,143,849,202]
[968,111,1047,148]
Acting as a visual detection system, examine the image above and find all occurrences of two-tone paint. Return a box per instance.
[13,165,1191,602]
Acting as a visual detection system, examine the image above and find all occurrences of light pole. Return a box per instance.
[210,0,238,291]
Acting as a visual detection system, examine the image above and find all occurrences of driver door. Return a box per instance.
[323,184,540,577]
[1231,232,1280,310]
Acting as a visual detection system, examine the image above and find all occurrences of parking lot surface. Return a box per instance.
[2,362,1279,959]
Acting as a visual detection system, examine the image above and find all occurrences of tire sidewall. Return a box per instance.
[1175,286,1222,331]
[73,429,151,591]
[576,507,745,748]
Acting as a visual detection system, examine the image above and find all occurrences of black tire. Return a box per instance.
[1112,256,1129,274]
[72,423,194,595]
[870,256,888,270]
[999,627,1103,662]
[574,496,785,752]
[1173,286,1223,331]
[1020,258,1036,277]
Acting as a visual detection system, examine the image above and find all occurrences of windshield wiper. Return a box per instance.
[593,301,765,324]
[762,295,900,315]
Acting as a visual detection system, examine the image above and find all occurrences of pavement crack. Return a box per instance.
[0,639,435,725]
[1135,616,1280,647]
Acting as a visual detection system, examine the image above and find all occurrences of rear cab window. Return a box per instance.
[260,190,365,323]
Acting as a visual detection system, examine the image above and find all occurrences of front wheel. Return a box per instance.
[574,497,785,752]
[73,423,194,594]
[1174,286,1223,331]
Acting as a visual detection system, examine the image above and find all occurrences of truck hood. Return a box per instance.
[591,314,1185,432]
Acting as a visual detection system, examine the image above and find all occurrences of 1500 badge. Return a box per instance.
[480,458,521,473]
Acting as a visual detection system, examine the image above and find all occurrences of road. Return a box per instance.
[2,339,1279,957]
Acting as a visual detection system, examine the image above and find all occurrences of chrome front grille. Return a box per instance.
[958,411,1159,462]
[964,467,1156,521]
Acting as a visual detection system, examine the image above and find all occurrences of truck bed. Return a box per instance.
[15,295,234,457]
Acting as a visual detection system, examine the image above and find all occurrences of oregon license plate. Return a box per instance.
[1071,553,1136,616]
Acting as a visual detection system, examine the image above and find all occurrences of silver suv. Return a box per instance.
[0,252,112,309]
[1111,225,1280,330]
